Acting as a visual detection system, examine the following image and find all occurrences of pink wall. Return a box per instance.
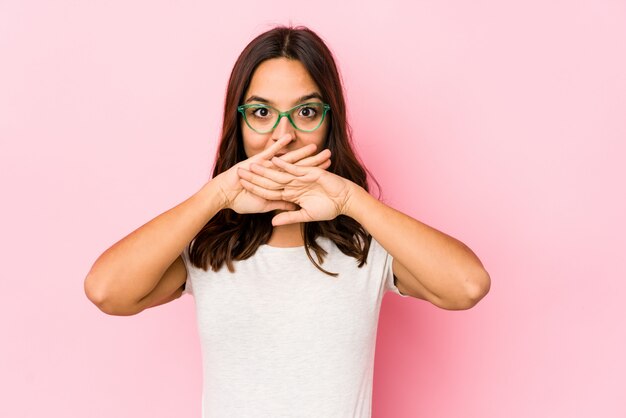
[1,1,624,417]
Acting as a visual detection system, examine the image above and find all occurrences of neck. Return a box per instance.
[267,222,304,247]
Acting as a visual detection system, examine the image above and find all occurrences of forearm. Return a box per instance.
[344,183,490,303]
[84,179,226,306]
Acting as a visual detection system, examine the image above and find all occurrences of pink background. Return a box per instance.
[1,1,625,417]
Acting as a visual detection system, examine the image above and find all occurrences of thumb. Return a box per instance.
[272,209,309,226]
[262,201,298,213]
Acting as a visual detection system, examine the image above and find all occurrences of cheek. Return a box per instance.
[242,130,269,158]
[316,122,330,148]
[302,120,330,148]
[297,132,325,150]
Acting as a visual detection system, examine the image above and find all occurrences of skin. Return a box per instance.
[236,57,332,247]
[240,57,329,159]
[85,57,490,315]
[236,58,492,310]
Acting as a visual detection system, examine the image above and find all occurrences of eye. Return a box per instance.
[251,107,271,118]
[298,106,318,118]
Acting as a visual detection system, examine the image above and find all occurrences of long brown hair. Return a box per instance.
[188,25,380,276]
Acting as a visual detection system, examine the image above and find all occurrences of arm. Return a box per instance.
[237,157,491,310]
[84,135,328,315]
[84,180,226,315]
[344,184,491,310]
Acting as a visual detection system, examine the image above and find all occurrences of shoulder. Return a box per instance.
[366,236,387,258]
[318,234,383,258]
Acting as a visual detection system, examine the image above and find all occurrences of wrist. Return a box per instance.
[197,176,229,212]
[341,181,369,219]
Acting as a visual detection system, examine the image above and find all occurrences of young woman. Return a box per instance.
[85,25,490,417]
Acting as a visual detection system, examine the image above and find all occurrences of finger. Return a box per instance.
[294,149,331,167]
[271,156,309,176]
[272,209,310,226]
[249,162,294,184]
[260,159,286,173]
[240,178,284,201]
[260,159,288,173]
[317,159,331,170]
[256,134,294,161]
[279,143,317,164]
[238,166,284,190]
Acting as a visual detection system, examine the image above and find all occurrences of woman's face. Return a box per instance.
[241,57,329,158]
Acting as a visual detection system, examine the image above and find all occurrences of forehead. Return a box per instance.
[245,58,321,106]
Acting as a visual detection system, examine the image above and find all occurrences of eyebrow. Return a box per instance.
[244,92,323,106]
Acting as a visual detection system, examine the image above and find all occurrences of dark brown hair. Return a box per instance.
[188,25,380,276]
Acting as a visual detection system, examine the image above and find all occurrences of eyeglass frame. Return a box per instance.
[237,102,331,134]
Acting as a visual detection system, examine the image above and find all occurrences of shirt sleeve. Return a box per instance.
[378,239,410,298]
[181,245,193,296]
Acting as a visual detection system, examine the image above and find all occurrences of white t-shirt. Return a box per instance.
[181,235,408,418]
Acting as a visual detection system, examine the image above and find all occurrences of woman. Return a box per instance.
[85,25,490,417]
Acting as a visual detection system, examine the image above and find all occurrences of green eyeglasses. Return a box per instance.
[237,102,331,134]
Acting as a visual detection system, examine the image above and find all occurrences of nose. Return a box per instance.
[271,114,296,142]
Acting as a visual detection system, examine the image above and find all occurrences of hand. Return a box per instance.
[213,134,332,214]
[237,155,354,226]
